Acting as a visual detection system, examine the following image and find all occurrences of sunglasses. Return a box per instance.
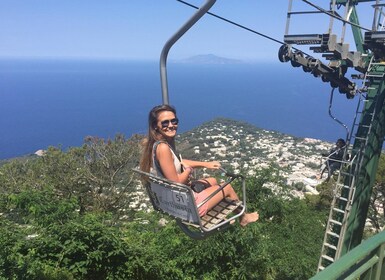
[160,118,179,128]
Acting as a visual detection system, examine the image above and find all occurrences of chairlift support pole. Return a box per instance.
[281,0,385,272]
[159,0,216,105]
[332,0,385,260]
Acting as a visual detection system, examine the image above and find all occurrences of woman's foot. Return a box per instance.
[240,212,259,227]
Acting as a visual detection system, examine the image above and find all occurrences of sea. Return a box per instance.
[0,58,360,160]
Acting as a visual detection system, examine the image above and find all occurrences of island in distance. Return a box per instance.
[177,54,244,64]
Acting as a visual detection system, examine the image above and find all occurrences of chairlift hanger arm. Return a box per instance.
[160,0,216,105]
[328,88,350,139]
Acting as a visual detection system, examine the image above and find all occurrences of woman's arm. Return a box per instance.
[156,143,192,184]
[182,159,221,170]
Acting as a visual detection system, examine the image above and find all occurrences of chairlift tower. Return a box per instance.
[279,0,385,272]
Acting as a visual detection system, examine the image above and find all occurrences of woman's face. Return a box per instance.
[156,110,178,140]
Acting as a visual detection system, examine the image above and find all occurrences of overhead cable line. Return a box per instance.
[176,0,313,56]
[176,0,283,45]
[302,0,371,32]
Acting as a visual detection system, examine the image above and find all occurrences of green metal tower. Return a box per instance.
[279,0,385,272]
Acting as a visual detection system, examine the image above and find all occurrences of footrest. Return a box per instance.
[200,199,243,230]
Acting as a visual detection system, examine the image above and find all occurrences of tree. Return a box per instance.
[79,134,142,217]
[0,138,328,279]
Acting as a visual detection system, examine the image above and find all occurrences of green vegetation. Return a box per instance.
[366,153,385,237]
[0,131,332,280]
[2,118,385,279]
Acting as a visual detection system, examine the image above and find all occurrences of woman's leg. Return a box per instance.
[198,177,239,211]
[196,177,259,227]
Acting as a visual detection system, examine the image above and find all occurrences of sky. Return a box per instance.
[0,0,377,62]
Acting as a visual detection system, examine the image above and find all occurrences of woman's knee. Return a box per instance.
[223,184,236,195]
[204,178,236,197]
[205,177,218,185]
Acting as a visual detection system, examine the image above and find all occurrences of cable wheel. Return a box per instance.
[278,44,290,62]
[322,75,330,83]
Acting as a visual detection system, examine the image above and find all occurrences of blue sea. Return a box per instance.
[0,58,359,159]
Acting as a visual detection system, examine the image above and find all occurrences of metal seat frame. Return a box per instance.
[133,168,246,239]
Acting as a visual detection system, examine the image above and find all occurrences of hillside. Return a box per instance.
[0,119,329,280]
[176,118,332,195]
[4,117,384,279]
[1,117,332,213]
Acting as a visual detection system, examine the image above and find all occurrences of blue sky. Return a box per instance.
[0,0,376,62]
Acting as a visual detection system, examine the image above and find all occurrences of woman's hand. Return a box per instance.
[181,161,192,170]
[206,161,221,169]
[181,161,194,174]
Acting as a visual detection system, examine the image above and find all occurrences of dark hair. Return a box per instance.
[337,138,346,146]
[139,104,177,173]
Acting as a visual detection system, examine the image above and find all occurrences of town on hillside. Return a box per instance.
[177,118,335,196]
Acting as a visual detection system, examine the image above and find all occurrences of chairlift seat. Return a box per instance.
[132,168,246,239]
[284,34,323,45]
[365,31,385,44]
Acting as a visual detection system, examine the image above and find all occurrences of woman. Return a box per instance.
[140,104,258,227]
